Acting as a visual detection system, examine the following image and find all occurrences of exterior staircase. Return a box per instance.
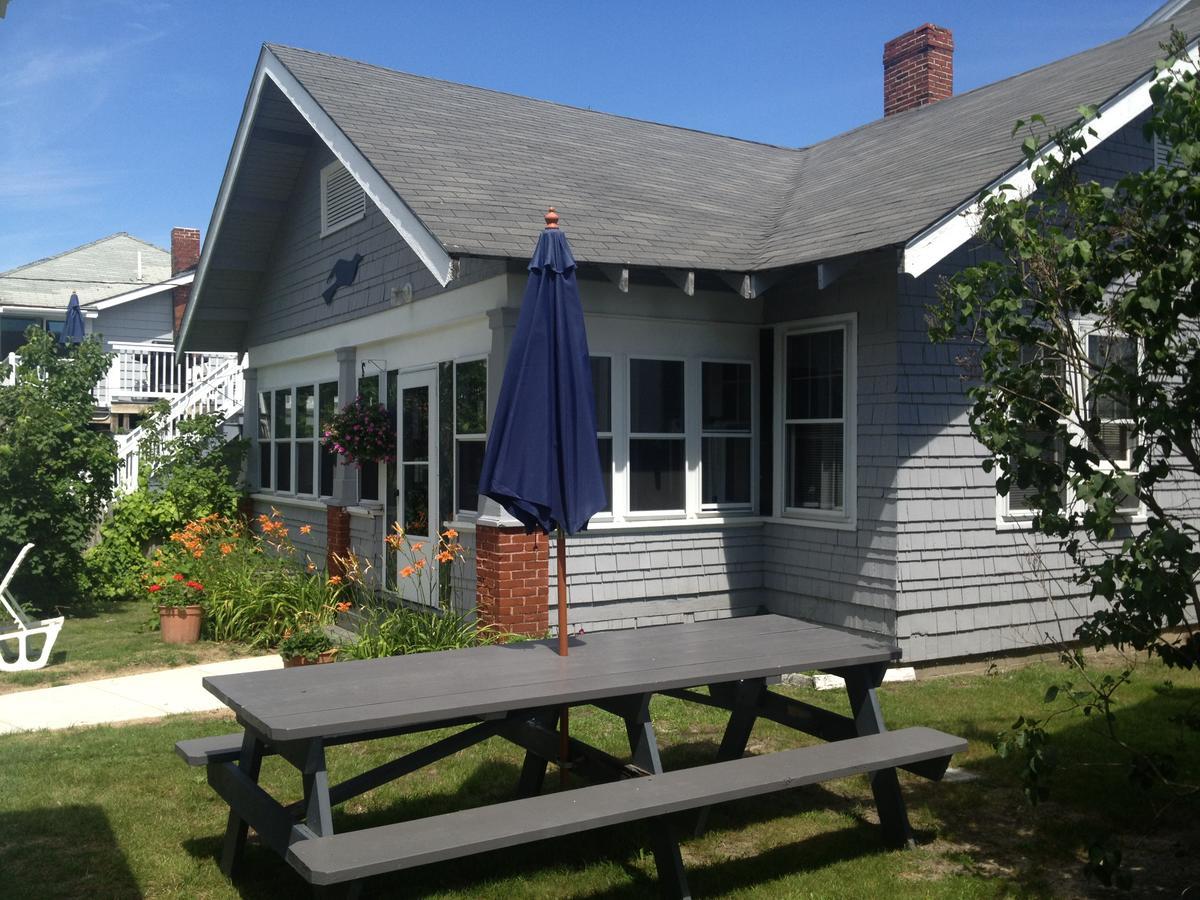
[113,354,246,495]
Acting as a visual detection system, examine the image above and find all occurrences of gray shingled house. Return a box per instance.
[0,229,235,431]
[179,12,1200,663]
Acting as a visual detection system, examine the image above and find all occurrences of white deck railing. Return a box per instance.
[96,342,239,406]
[113,354,246,495]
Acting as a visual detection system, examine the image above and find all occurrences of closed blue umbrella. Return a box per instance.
[61,293,86,345]
[479,207,605,783]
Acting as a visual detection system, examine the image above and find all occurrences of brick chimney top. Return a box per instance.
[171,227,200,276]
[883,23,954,117]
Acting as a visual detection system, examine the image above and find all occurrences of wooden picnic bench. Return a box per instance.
[178,614,966,897]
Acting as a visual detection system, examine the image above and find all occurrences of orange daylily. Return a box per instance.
[299,524,312,535]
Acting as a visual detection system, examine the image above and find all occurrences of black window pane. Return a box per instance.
[597,436,612,512]
[358,375,379,406]
[630,359,684,434]
[296,385,315,439]
[786,330,843,421]
[275,442,291,493]
[1088,335,1136,420]
[786,423,843,511]
[319,382,338,432]
[456,360,487,435]
[629,438,685,511]
[702,362,751,431]
[258,391,271,440]
[456,440,485,511]
[702,436,752,505]
[274,389,292,438]
[259,444,272,491]
[1,317,39,357]
[361,461,379,502]
[297,443,314,495]
[590,356,611,433]
[404,464,430,536]
[403,386,429,461]
[319,444,336,497]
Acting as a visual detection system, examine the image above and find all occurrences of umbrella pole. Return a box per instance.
[557,527,570,786]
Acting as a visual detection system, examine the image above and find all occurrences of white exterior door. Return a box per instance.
[393,368,439,605]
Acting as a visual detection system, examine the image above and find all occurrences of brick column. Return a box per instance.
[326,505,351,578]
[475,524,548,636]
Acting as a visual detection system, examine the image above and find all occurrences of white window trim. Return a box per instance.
[319,160,366,238]
[774,313,858,531]
[258,380,339,500]
[590,353,615,522]
[996,319,1146,530]
[626,356,688,518]
[454,355,488,518]
[698,356,756,514]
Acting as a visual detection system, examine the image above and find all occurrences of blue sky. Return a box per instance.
[0,0,1168,272]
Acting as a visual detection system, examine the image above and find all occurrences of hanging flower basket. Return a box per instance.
[322,396,396,466]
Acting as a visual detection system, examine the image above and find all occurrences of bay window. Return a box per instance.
[258,380,338,497]
[701,361,753,509]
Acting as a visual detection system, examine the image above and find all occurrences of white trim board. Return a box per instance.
[179,46,453,352]
[89,272,192,310]
[901,42,1200,278]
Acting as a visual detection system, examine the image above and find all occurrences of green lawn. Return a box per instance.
[0,601,258,694]
[0,657,1196,898]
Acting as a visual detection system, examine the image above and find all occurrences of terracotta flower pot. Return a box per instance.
[283,649,339,668]
[159,604,203,644]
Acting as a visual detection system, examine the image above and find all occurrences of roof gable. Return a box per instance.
[0,233,170,309]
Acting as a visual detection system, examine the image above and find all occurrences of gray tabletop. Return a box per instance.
[204,614,899,742]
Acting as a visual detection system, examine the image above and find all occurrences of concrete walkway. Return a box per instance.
[0,654,281,735]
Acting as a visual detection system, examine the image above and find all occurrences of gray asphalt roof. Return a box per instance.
[266,11,1200,274]
[0,233,170,309]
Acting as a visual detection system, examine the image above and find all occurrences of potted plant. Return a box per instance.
[279,625,338,668]
[322,396,396,467]
[148,573,205,643]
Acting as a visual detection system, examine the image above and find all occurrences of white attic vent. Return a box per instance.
[320,160,366,236]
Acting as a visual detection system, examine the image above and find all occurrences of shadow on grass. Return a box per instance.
[911,682,1200,897]
[0,805,141,899]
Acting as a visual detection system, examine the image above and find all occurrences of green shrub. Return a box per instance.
[86,410,246,602]
[341,601,500,659]
[278,625,335,662]
[0,330,116,608]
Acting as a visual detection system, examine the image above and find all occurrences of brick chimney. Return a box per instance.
[883,24,954,117]
[170,226,200,336]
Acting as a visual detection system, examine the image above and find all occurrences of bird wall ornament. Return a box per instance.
[322,253,364,305]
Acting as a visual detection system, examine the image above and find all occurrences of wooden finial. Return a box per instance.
[545,207,559,229]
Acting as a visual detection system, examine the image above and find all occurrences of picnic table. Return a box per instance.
[178,613,965,897]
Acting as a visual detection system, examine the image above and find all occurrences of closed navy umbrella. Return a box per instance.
[480,207,607,653]
[478,207,606,781]
[61,293,86,345]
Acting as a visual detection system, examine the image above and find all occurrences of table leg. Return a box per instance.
[300,740,335,838]
[624,694,691,900]
[694,677,764,836]
[842,664,915,849]
[219,730,265,877]
[516,708,559,798]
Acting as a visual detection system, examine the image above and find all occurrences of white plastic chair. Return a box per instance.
[1,544,64,672]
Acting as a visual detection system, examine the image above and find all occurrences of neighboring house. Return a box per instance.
[0,229,235,431]
[179,11,1200,663]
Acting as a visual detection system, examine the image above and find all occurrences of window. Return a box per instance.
[455,359,487,514]
[591,356,613,513]
[1,316,64,357]
[629,359,685,512]
[320,160,366,236]
[258,381,338,497]
[274,389,292,493]
[358,374,381,502]
[778,317,855,526]
[701,362,752,508]
[997,325,1140,527]
[318,382,339,497]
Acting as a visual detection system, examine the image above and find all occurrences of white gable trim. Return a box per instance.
[179,47,453,351]
[901,43,1200,278]
[89,272,192,310]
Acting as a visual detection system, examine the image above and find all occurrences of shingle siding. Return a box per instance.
[246,143,502,349]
